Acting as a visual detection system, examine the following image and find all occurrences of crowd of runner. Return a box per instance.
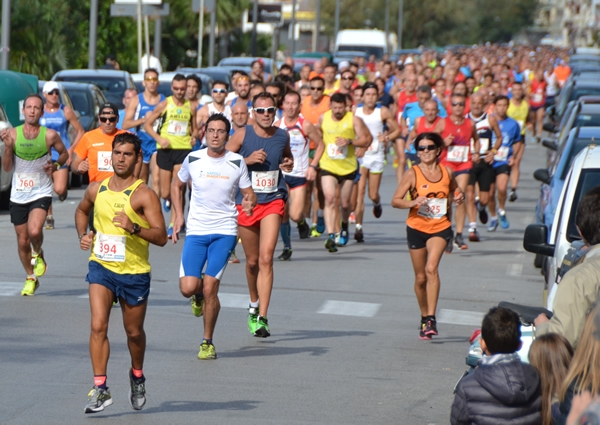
[5,42,596,422]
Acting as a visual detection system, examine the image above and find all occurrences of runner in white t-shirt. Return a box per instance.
[171,114,256,360]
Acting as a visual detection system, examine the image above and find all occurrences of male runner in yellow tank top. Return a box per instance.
[506,81,529,202]
[75,133,167,414]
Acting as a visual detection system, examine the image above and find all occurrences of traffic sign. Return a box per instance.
[247,4,283,24]
[110,3,170,17]
[115,0,162,4]
[191,0,216,14]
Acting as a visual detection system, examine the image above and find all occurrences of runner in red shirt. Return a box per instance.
[528,67,547,143]
[396,74,418,122]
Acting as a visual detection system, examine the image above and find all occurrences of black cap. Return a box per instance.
[100,103,119,116]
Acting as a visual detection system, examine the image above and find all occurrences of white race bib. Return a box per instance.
[447,145,469,162]
[167,120,189,136]
[327,143,348,160]
[97,151,113,172]
[532,93,543,103]
[494,146,510,162]
[252,170,279,193]
[366,138,380,155]
[417,198,448,219]
[94,232,126,262]
[478,138,490,154]
[15,173,40,192]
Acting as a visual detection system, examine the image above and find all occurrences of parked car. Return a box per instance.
[547,79,600,128]
[57,82,107,132]
[131,72,213,106]
[524,144,600,308]
[0,103,14,209]
[534,126,600,231]
[332,50,368,66]
[178,67,232,88]
[0,70,38,127]
[217,57,279,78]
[52,69,136,109]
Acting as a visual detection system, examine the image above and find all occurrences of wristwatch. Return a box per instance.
[54,161,62,171]
[131,223,141,235]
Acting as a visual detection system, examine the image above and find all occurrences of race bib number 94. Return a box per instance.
[15,173,40,192]
[94,233,126,262]
[252,170,279,193]
[417,198,448,219]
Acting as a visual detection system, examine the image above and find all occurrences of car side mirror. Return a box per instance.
[541,138,558,151]
[523,224,555,257]
[547,105,555,116]
[543,122,556,133]
[533,168,552,185]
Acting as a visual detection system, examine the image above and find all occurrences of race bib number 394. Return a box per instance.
[94,233,126,262]
[252,170,279,193]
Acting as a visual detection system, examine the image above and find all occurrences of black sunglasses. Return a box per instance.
[417,144,437,152]
[310,86,324,91]
[48,90,60,96]
[253,107,276,115]
[99,116,118,123]
[451,102,465,107]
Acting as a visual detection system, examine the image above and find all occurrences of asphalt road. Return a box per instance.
[0,142,547,424]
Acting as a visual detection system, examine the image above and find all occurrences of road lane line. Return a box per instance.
[219,293,250,308]
[437,309,484,326]
[0,282,23,296]
[317,300,381,317]
[507,263,523,276]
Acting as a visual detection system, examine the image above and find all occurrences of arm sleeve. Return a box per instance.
[238,159,252,189]
[177,157,190,183]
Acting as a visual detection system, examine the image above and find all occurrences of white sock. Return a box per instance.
[249,300,259,308]
[356,224,362,230]
[469,222,477,230]
[498,209,506,216]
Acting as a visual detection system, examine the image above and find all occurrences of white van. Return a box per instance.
[524,144,600,308]
[334,29,394,59]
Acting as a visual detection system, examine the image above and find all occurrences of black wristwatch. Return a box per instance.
[131,223,141,235]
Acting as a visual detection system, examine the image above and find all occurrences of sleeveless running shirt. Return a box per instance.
[416,116,441,135]
[40,105,69,161]
[468,112,493,154]
[157,97,193,150]
[407,164,452,234]
[11,126,53,204]
[90,179,151,274]
[319,110,357,176]
[279,115,310,178]
[355,106,384,157]
[136,93,165,143]
[507,100,529,136]
[236,125,289,205]
[440,117,474,171]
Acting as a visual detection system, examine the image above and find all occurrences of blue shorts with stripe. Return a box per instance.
[179,234,237,280]
[86,261,151,306]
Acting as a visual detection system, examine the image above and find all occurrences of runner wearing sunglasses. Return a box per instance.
[72,103,129,186]
[196,80,232,146]
[391,132,464,340]
[226,92,294,338]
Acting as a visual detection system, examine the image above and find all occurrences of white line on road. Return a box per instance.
[437,309,484,326]
[507,264,523,276]
[219,293,250,308]
[317,300,381,317]
[0,282,23,296]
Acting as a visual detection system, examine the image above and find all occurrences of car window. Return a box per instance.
[69,90,93,117]
[560,138,597,180]
[567,169,600,242]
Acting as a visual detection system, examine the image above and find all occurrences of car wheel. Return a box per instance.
[534,253,544,269]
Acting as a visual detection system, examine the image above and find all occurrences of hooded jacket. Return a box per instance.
[450,358,542,425]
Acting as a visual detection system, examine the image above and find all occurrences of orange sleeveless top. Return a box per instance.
[407,164,452,234]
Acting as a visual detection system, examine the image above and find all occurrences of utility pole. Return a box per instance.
[251,0,258,56]
[1,0,11,69]
[88,0,99,69]
[208,3,216,66]
[334,0,340,46]
[290,0,297,55]
[154,17,162,59]
[197,0,205,68]
[384,0,390,53]
[313,0,321,52]
[137,0,143,73]
[397,0,403,49]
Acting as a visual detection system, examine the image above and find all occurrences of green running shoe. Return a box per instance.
[31,251,47,277]
[191,295,204,317]
[198,340,217,360]
[84,386,113,414]
[254,315,271,338]
[21,276,39,296]
[248,306,259,334]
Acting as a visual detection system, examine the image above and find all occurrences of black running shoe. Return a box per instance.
[277,248,292,261]
[354,228,364,243]
[476,199,488,224]
[419,321,431,340]
[128,369,146,411]
[454,234,468,250]
[424,317,438,336]
[297,220,310,239]
[373,203,382,218]
[325,237,338,253]
[509,189,518,202]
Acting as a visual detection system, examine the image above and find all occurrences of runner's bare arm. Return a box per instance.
[1,128,16,172]
[195,105,208,141]
[143,99,169,147]
[123,95,143,130]
[382,106,401,141]
[171,176,187,244]
[305,121,324,165]
[64,106,85,150]
[471,122,480,161]
[489,115,503,151]
[391,168,420,209]
[226,128,245,153]
[75,181,101,250]
[352,115,373,148]
[130,186,168,247]
[407,118,419,145]
[239,186,257,216]
[280,134,294,172]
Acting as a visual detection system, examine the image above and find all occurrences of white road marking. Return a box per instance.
[507,264,523,276]
[0,282,24,296]
[219,293,249,308]
[437,309,484,326]
[317,300,381,317]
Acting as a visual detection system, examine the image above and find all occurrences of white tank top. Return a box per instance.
[202,103,233,146]
[468,112,493,154]
[355,106,384,157]
[279,115,310,178]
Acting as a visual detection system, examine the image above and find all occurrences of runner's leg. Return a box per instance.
[120,299,148,371]
[423,236,447,316]
[321,175,339,235]
[89,283,115,375]
[355,167,368,227]
[409,247,428,317]
[256,213,281,317]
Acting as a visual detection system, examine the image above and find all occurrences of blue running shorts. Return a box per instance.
[180,234,237,280]
[86,260,151,306]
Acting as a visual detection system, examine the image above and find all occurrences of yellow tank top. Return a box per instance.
[90,178,151,274]
[158,97,193,150]
[319,110,357,176]
[507,100,529,135]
